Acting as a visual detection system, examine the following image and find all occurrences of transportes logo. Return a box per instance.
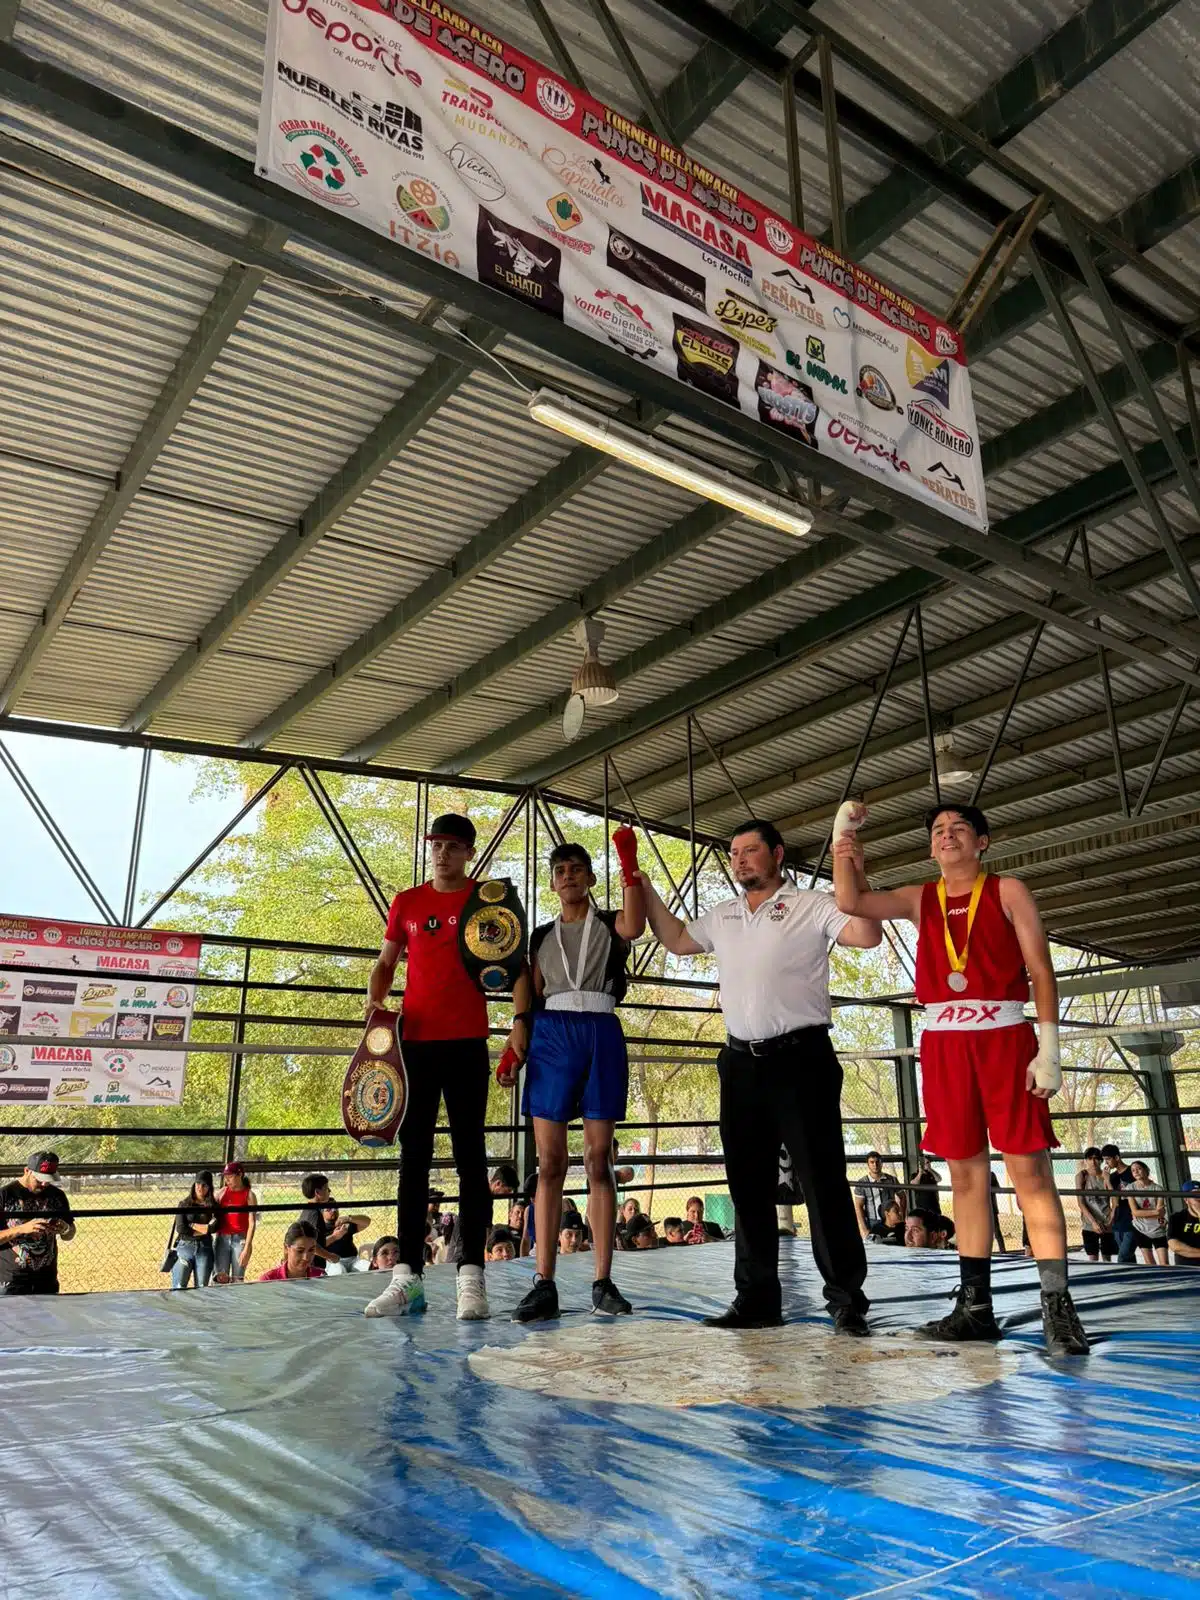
[280,121,366,207]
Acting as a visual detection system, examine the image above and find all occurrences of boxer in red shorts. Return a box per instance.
[832,801,1088,1357]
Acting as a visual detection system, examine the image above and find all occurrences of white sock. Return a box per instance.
[458,1263,483,1278]
[392,1264,418,1283]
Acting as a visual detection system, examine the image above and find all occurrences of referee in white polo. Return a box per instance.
[640,818,881,1334]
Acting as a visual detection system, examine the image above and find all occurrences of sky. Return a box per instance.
[0,731,245,927]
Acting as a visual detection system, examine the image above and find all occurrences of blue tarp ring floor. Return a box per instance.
[1,1242,1197,1599]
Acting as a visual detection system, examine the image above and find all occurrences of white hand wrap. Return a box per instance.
[832,800,868,840]
[1031,1020,1061,1095]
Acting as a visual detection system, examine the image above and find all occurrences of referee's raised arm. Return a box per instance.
[640,876,707,957]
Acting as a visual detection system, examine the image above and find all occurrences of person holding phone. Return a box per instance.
[0,1151,75,1296]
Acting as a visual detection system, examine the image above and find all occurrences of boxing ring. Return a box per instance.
[3,1244,1197,1598]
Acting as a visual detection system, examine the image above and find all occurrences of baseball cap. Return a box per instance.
[222,1160,244,1177]
[425,813,475,846]
[25,1151,61,1186]
[1182,1180,1198,1194]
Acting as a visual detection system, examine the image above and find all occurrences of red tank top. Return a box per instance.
[915,873,1029,1005]
[217,1184,252,1235]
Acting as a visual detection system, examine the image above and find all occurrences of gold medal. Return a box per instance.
[938,872,987,996]
[365,1025,394,1056]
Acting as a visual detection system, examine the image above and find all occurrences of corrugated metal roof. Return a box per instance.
[2,0,1199,960]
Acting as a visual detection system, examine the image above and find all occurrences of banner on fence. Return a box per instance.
[255,0,987,530]
[0,917,201,1107]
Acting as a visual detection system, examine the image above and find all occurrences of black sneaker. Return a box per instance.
[832,1306,871,1337]
[914,1285,1002,1342]
[702,1301,784,1329]
[1041,1289,1089,1356]
[591,1277,632,1316]
[511,1277,560,1323]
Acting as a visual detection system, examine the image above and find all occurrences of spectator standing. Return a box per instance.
[1076,1148,1115,1262]
[1128,1161,1170,1266]
[298,1173,369,1275]
[172,1172,218,1290]
[852,1152,903,1237]
[258,1221,322,1281]
[214,1161,257,1283]
[1103,1144,1138,1264]
[1167,1180,1200,1265]
[908,1163,942,1216]
[0,1151,74,1296]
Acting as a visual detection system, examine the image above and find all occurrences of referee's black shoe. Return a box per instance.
[703,1300,784,1329]
[831,1306,871,1337]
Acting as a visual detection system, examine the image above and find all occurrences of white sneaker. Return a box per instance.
[364,1268,426,1318]
[455,1264,490,1321]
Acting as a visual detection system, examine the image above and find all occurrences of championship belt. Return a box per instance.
[458,877,527,995]
[342,1007,408,1147]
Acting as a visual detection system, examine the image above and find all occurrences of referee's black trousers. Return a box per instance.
[718,1026,868,1315]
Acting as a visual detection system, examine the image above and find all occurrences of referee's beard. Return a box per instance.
[734,867,781,892]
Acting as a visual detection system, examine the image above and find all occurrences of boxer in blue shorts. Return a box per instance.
[505,835,645,1321]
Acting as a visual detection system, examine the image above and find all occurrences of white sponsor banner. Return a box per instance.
[0,916,200,1107]
[256,0,987,529]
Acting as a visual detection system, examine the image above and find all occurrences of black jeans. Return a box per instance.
[718,1028,868,1315]
[398,1038,490,1274]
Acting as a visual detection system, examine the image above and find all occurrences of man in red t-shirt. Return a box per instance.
[832,801,1088,1358]
[363,813,526,1322]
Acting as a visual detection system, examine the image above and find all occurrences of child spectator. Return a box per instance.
[258,1221,322,1280]
[487,1227,518,1262]
[370,1237,401,1270]
[661,1217,689,1246]
[1128,1161,1170,1265]
[868,1198,905,1245]
[321,1201,369,1273]
[1076,1148,1116,1262]
[559,1214,585,1254]
[627,1214,658,1249]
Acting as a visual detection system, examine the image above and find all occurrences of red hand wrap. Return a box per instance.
[612,824,641,885]
[496,1045,520,1085]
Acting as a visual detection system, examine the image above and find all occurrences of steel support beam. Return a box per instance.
[122,746,151,926]
[866,754,1200,882]
[0,223,287,714]
[511,465,1200,787]
[523,0,591,88]
[0,1,20,41]
[583,0,678,146]
[124,318,500,731]
[834,0,1174,260]
[643,2,1199,341]
[1026,243,1200,623]
[984,804,1200,884]
[777,683,1187,836]
[454,421,1199,783]
[892,1006,922,1180]
[1037,864,1200,919]
[1126,1032,1193,1199]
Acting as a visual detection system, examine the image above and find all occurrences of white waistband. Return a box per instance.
[922,1000,1027,1032]
[544,992,617,1014]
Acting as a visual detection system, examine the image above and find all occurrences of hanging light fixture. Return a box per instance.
[571,616,619,708]
[529,390,814,538]
[934,730,975,785]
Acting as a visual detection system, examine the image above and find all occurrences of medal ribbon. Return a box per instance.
[938,872,987,980]
[554,905,595,993]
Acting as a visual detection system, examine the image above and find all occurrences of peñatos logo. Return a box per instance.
[279,120,367,207]
[280,0,420,83]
